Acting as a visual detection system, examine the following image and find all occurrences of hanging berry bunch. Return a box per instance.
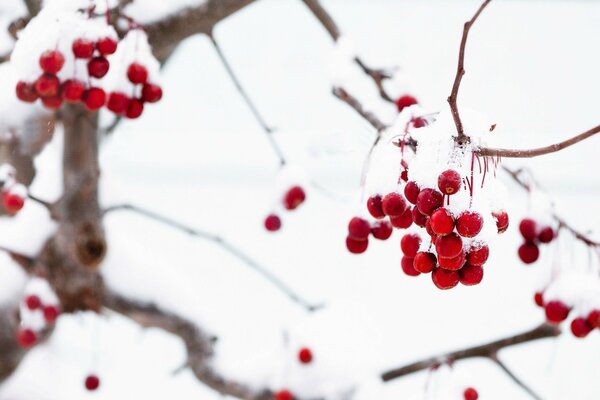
[0,164,27,215]
[263,166,307,232]
[517,218,556,264]
[15,278,61,349]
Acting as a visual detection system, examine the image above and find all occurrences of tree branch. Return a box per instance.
[490,354,543,400]
[447,0,492,142]
[381,323,560,382]
[103,204,323,312]
[332,87,387,132]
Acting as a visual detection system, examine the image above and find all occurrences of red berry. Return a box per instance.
[431,268,459,290]
[127,62,148,84]
[437,170,461,195]
[283,186,306,210]
[570,317,593,338]
[15,81,38,102]
[142,83,163,103]
[85,374,100,391]
[466,243,489,267]
[264,214,281,232]
[404,181,420,204]
[425,219,436,238]
[438,251,465,271]
[83,87,106,111]
[400,233,421,257]
[401,256,420,276]
[538,227,555,243]
[25,295,41,310]
[34,73,60,97]
[274,390,294,400]
[493,210,509,233]
[348,217,370,240]
[41,95,62,110]
[16,328,37,348]
[587,309,600,328]
[400,169,408,182]
[390,208,413,229]
[412,117,427,128]
[43,305,60,323]
[395,94,418,112]
[413,252,436,274]
[534,291,544,307]
[96,37,118,55]
[463,387,479,400]
[61,79,85,102]
[126,98,144,119]
[87,56,110,78]
[298,347,313,364]
[411,206,428,227]
[72,38,94,58]
[382,192,406,217]
[107,92,129,114]
[3,192,25,213]
[545,300,570,324]
[39,50,64,74]
[367,195,385,219]
[459,264,483,286]
[430,208,455,236]
[371,220,393,240]
[519,218,537,241]
[435,233,463,259]
[518,242,539,264]
[346,236,368,254]
[416,188,443,216]
[456,211,483,238]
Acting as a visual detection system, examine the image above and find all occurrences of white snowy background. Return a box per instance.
[0,0,599,399]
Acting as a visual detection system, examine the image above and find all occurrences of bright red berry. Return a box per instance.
[264,214,281,232]
[400,233,421,257]
[126,98,144,119]
[416,188,443,216]
[72,38,95,58]
[545,300,570,324]
[570,317,593,338]
[274,390,294,400]
[587,309,600,328]
[400,169,408,182]
[519,218,537,241]
[3,192,25,213]
[459,264,483,286]
[435,233,463,259]
[61,79,85,102]
[34,73,60,97]
[430,208,455,236]
[404,181,420,204]
[348,217,371,241]
[107,92,129,114]
[437,170,461,195]
[438,251,466,271]
[85,374,100,391]
[411,206,428,227]
[298,347,313,364]
[390,208,413,229]
[142,83,163,103]
[425,219,436,238]
[534,291,544,307]
[41,95,62,110]
[283,186,306,210]
[413,252,436,274]
[395,94,418,112]
[456,211,483,238]
[127,62,148,84]
[463,387,479,400]
[466,243,489,267]
[401,256,420,276]
[518,242,539,264]
[493,210,509,233]
[43,305,60,323]
[39,50,64,74]
[83,87,106,111]
[382,192,406,217]
[25,295,41,310]
[15,81,38,102]
[346,236,368,254]
[87,56,110,78]
[538,227,555,243]
[367,195,385,219]
[16,328,37,348]
[371,220,393,240]
[96,37,118,55]
[432,268,459,290]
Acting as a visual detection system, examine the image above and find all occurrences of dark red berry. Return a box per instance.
[413,252,436,274]
[43,305,60,323]
[538,227,555,243]
[85,374,100,391]
[283,186,306,210]
[401,256,420,276]
[390,208,413,229]
[3,192,25,213]
[534,291,544,307]
[425,219,436,237]
[459,264,483,286]
[416,188,443,216]
[518,242,539,264]
[348,217,370,241]
[519,218,537,241]
[435,233,463,259]
[15,81,38,102]
[400,233,421,257]
[587,309,600,328]
[96,37,118,55]
[39,50,64,74]
[72,38,95,58]
[430,208,455,236]
[371,220,393,240]
[400,169,408,182]
[570,317,593,338]
[466,243,489,267]
[142,83,162,103]
[404,181,420,204]
[437,170,461,195]
[395,94,418,112]
[61,79,85,102]
[432,268,459,290]
[411,206,428,227]
[107,92,129,114]
[16,328,37,348]
[382,192,406,217]
[463,387,479,400]
[346,236,368,254]
[298,347,313,364]
[545,300,570,324]
[264,214,281,232]
[35,73,60,97]
[274,390,294,400]
[438,251,465,271]
[25,295,41,310]
[126,98,144,119]
[456,211,483,238]
[87,56,110,78]
[493,210,509,233]
[127,62,148,84]
[41,95,62,110]
[412,117,427,128]
[367,195,385,219]
[83,87,106,111]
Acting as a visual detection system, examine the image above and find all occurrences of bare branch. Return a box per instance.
[332,87,387,132]
[447,0,492,142]
[381,323,560,382]
[490,354,543,400]
[22,0,42,16]
[103,204,323,312]
[0,246,35,273]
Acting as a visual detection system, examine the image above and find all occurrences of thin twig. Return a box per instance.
[332,87,387,132]
[0,246,35,273]
[490,354,543,400]
[447,0,492,142]
[103,204,323,312]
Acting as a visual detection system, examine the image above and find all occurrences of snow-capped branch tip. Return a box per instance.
[448,0,493,143]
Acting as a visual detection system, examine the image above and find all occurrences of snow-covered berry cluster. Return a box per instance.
[517,218,555,264]
[0,164,27,215]
[16,278,61,349]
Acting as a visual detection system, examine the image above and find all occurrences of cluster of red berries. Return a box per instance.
[2,183,26,215]
[534,292,599,338]
[517,218,555,264]
[16,294,60,349]
[264,186,306,232]
[15,37,162,117]
[463,387,479,400]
